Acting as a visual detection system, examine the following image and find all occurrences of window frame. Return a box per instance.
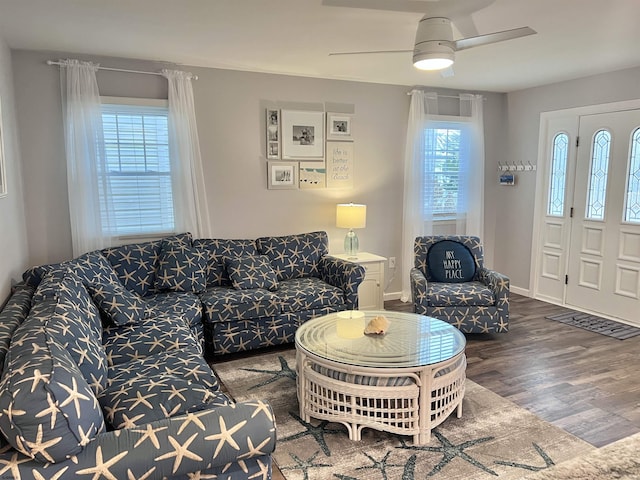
[423,114,472,222]
[99,96,175,240]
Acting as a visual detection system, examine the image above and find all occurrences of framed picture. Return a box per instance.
[299,163,326,189]
[327,113,353,141]
[281,110,324,160]
[0,97,6,198]
[268,162,298,190]
[266,109,280,159]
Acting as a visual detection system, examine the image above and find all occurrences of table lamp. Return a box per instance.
[336,203,366,258]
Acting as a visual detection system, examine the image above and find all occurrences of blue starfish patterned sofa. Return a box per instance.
[195,231,365,356]
[0,230,363,479]
[0,246,276,479]
[411,235,510,333]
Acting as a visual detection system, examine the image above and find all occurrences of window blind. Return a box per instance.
[100,103,174,236]
[424,126,463,217]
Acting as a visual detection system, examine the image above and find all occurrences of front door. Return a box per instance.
[565,109,640,322]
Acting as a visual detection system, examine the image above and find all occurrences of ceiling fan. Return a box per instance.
[324,0,536,73]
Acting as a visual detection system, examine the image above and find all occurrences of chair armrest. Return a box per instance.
[410,268,429,309]
[319,256,366,309]
[19,401,276,479]
[478,268,510,312]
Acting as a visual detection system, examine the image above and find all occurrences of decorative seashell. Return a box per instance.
[364,315,389,335]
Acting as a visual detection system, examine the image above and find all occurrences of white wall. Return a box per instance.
[0,34,28,301]
[11,49,507,297]
[497,66,640,291]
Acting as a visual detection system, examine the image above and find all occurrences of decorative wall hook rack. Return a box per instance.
[498,161,536,172]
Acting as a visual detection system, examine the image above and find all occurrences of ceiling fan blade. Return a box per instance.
[322,0,495,15]
[329,49,412,56]
[454,26,536,51]
[322,0,442,14]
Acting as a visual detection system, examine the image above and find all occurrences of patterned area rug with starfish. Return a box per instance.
[213,349,595,480]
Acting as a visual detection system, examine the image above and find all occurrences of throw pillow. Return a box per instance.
[427,240,476,283]
[225,255,279,291]
[155,242,208,293]
[89,282,146,326]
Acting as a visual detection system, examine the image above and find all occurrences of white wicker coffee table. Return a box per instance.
[295,310,466,445]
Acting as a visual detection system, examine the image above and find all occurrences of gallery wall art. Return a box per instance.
[264,106,353,190]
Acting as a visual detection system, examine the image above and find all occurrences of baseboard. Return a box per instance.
[383,291,402,302]
[510,285,531,297]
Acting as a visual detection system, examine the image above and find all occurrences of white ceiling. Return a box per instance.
[1,0,639,93]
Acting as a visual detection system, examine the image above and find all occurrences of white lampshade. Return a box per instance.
[336,203,367,229]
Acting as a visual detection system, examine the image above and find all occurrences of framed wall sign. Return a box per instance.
[327,112,353,141]
[326,141,354,188]
[281,110,325,160]
[268,162,298,190]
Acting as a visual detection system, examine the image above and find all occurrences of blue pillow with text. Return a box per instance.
[427,240,476,283]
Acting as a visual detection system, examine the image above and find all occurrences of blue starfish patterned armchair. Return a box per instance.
[411,235,510,333]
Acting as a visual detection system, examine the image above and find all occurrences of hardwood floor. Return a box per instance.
[386,293,640,448]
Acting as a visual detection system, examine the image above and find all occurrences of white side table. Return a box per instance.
[331,252,387,310]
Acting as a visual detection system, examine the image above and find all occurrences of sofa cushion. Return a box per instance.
[68,251,124,287]
[144,291,203,330]
[101,233,192,297]
[193,238,258,287]
[200,287,281,323]
[105,349,220,392]
[100,373,228,429]
[0,285,34,379]
[155,241,207,293]
[427,240,476,283]
[88,281,146,327]
[276,277,344,313]
[23,251,122,291]
[428,281,495,307]
[256,231,328,281]
[0,300,105,463]
[225,255,279,291]
[50,283,109,395]
[32,269,102,333]
[102,314,201,366]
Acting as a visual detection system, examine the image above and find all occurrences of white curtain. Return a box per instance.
[161,69,212,238]
[460,93,485,238]
[400,91,485,302]
[61,59,114,256]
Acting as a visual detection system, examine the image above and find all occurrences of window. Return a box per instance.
[100,98,174,236]
[586,129,611,220]
[547,133,569,217]
[423,121,470,218]
[625,127,640,223]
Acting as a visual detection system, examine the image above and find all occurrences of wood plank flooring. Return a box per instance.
[386,293,640,448]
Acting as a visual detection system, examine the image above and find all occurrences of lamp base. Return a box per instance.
[344,229,359,258]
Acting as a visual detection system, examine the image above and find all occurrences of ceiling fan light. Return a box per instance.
[413,55,454,70]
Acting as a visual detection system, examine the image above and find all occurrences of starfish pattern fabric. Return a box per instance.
[411,235,510,333]
[0,255,277,478]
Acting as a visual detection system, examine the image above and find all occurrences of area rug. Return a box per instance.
[545,311,640,339]
[520,431,640,480]
[213,349,595,480]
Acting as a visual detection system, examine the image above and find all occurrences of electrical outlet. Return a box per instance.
[389,257,396,269]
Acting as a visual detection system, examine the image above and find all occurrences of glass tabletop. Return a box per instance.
[295,310,466,368]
